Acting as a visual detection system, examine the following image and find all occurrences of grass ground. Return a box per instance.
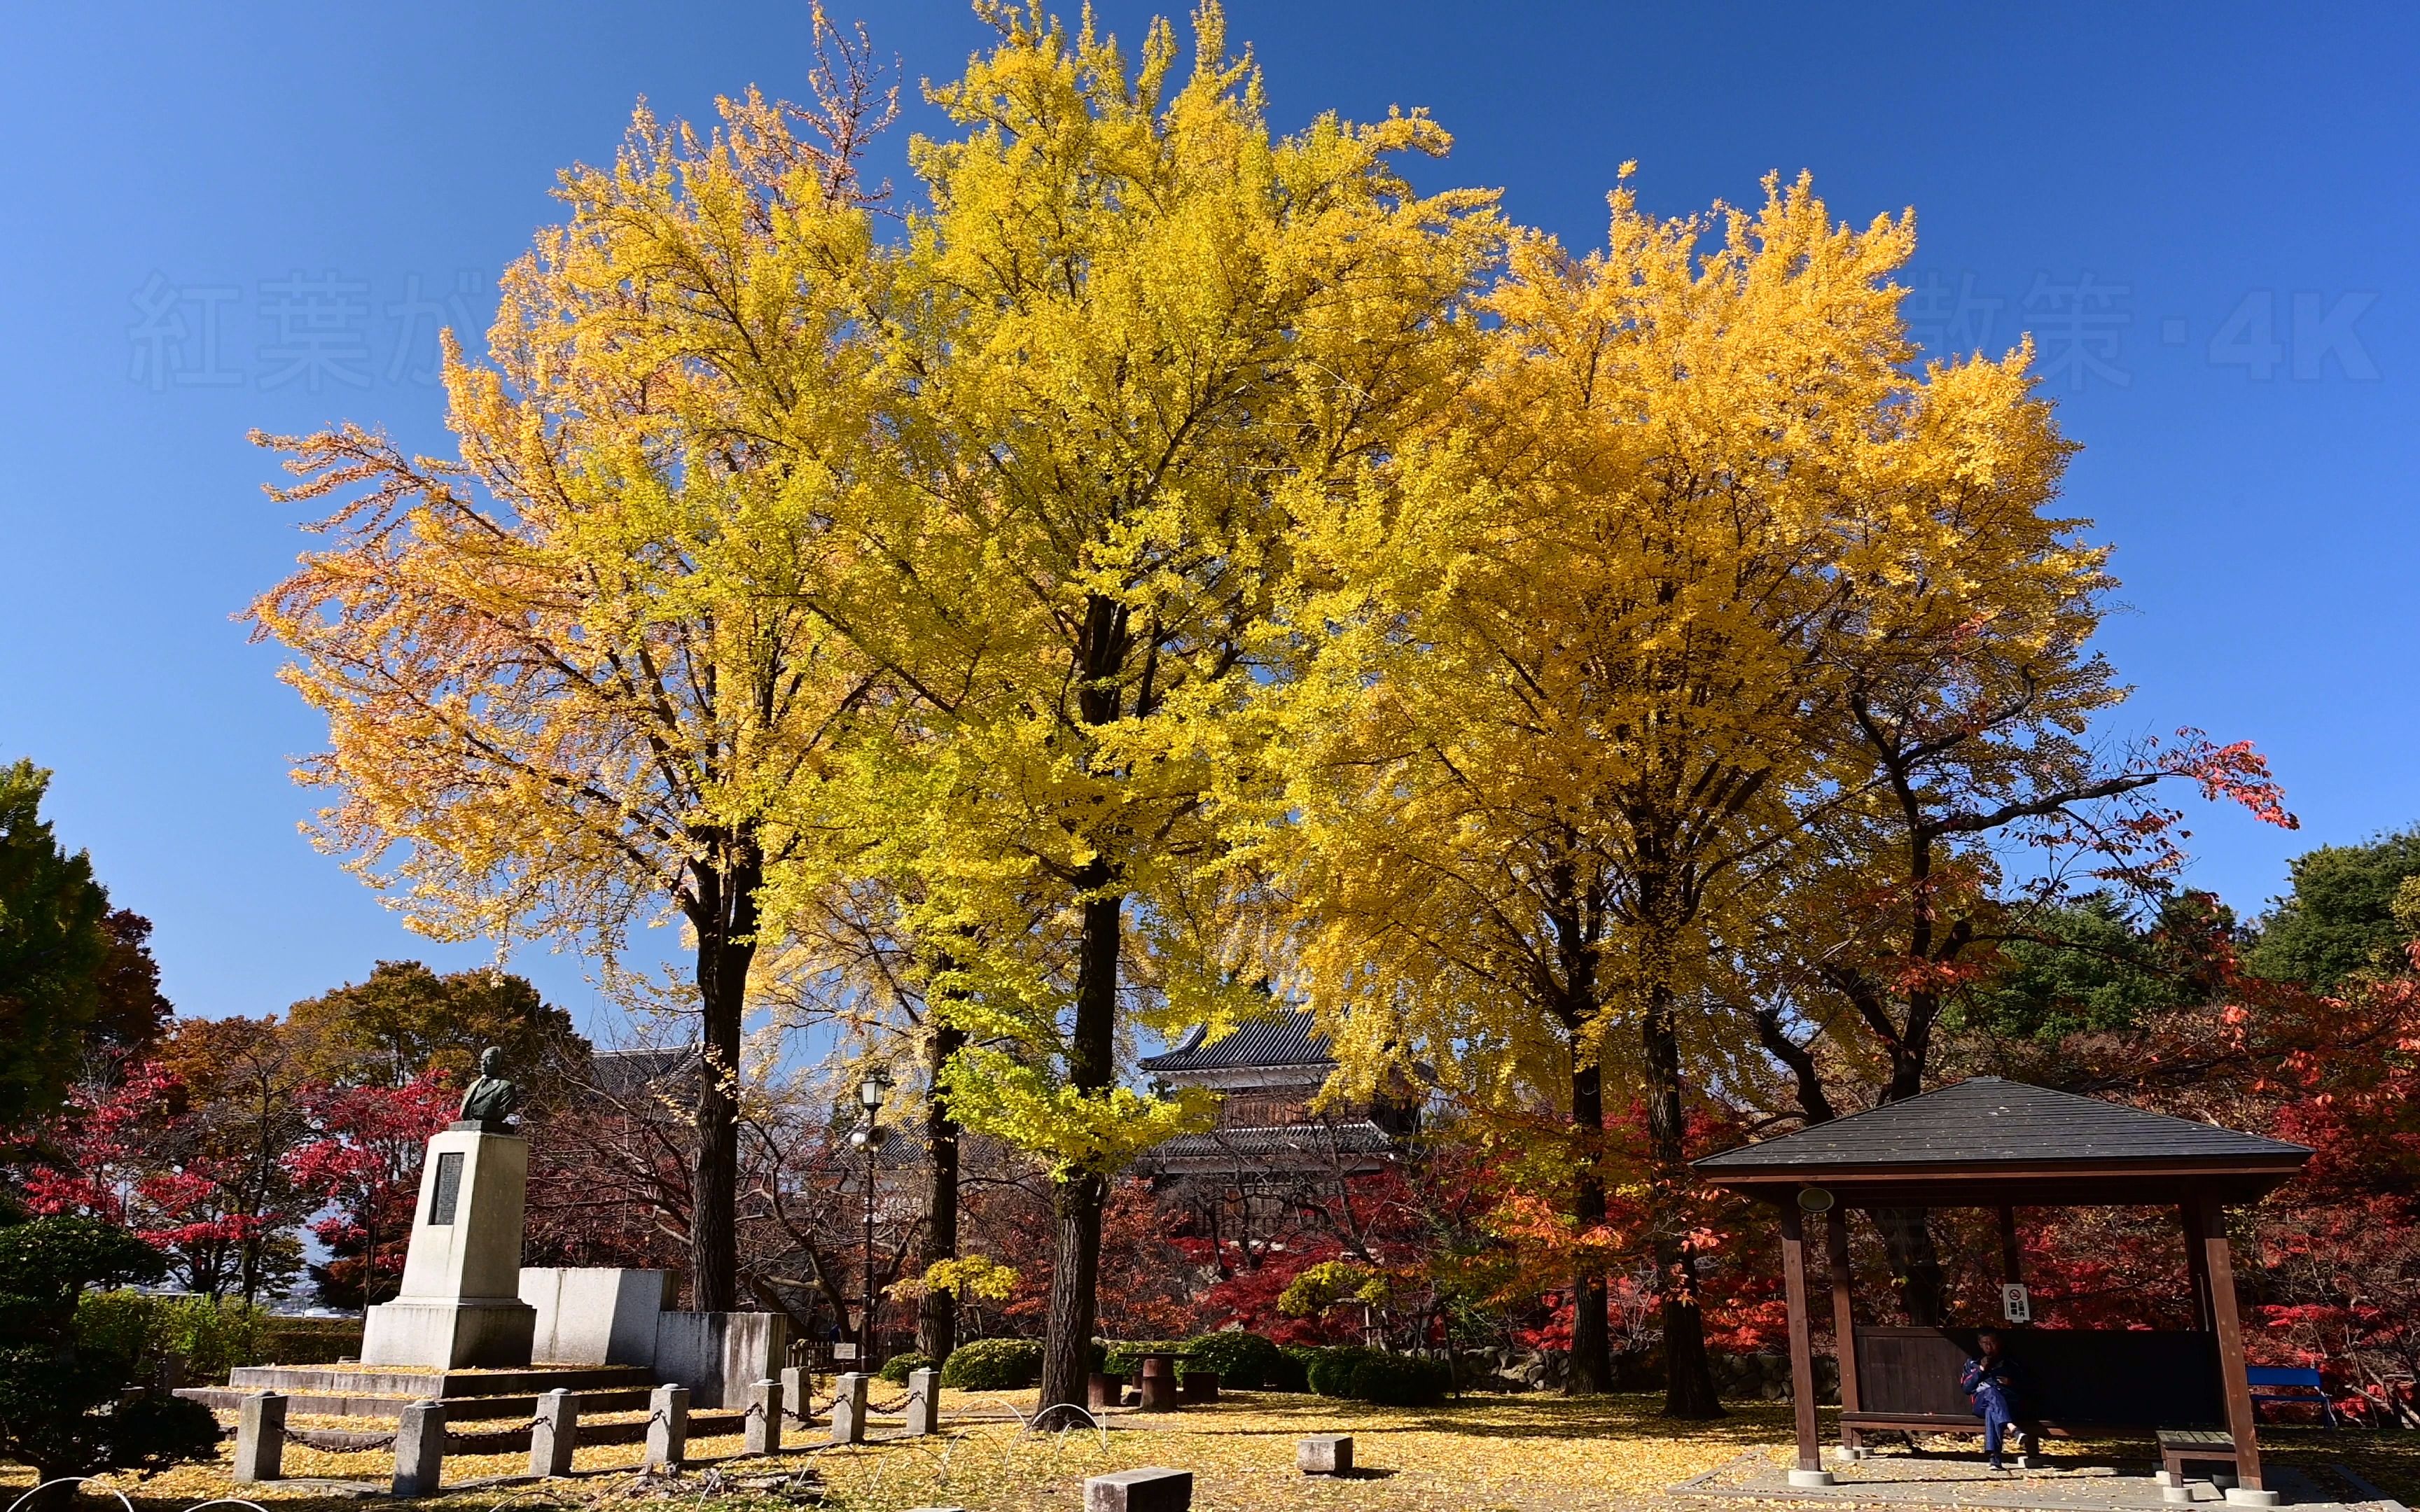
[12,1393,2419,1512]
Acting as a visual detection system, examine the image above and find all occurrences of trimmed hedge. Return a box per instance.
[1295,1344,1450,1406]
[263,1315,364,1366]
[1179,1331,1298,1392]
[1100,1338,1188,1379]
[879,1351,933,1385]
[938,1337,1043,1390]
[1344,1350,1452,1406]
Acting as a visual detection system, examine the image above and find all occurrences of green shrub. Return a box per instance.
[879,1351,933,1385]
[0,1219,219,1483]
[76,1291,271,1383]
[938,1337,1042,1390]
[1342,1351,1452,1406]
[1302,1343,1382,1397]
[1180,1331,1294,1391]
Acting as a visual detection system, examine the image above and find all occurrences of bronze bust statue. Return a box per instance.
[457,1046,523,1131]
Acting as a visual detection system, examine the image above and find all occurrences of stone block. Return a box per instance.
[1087,1372,1124,1411]
[1084,1467,1191,1512]
[232,1391,286,1483]
[530,1388,577,1477]
[522,1268,673,1366]
[742,1378,781,1455]
[780,1364,815,1428]
[831,1371,870,1445]
[1298,1434,1351,1476]
[905,1367,941,1436]
[396,1130,529,1304]
[392,1399,446,1499]
[1177,1369,1219,1404]
[2164,1486,2199,1506]
[1137,1357,1178,1411]
[1787,1469,1837,1488]
[646,1383,690,1468]
[2224,1490,2280,1508]
[361,1297,536,1371]
[653,1309,788,1408]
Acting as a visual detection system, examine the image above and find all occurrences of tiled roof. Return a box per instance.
[587,1044,702,1099]
[1140,1011,1333,1072]
[1694,1077,2309,1174]
[1148,1119,1397,1161]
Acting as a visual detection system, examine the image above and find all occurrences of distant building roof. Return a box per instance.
[1140,1011,1333,1074]
[588,1044,702,1100]
[1150,1119,1396,1161]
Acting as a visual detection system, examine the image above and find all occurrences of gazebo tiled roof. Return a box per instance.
[1694,1077,2309,1207]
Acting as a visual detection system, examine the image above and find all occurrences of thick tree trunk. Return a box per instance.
[688,852,762,1315]
[918,1020,966,1362]
[1038,887,1121,1411]
[1567,1056,1612,1395]
[1642,983,1725,1419]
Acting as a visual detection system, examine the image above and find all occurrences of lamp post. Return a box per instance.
[847,1066,891,1368]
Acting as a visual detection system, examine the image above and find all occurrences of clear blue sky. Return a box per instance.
[1,2,2413,1035]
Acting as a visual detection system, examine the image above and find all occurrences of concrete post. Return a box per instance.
[391,1399,447,1499]
[905,1367,941,1436]
[645,1383,690,1468]
[232,1391,286,1483]
[529,1388,578,1478]
[743,1378,781,1455]
[779,1364,815,1429]
[831,1371,870,1444]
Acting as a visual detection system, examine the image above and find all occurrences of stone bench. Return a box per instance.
[1298,1433,1353,1475]
[1085,1466,1191,1511]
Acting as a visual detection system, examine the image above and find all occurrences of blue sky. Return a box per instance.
[1,2,2413,1036]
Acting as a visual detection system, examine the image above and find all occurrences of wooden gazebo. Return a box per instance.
[1694,1078,2311,1499]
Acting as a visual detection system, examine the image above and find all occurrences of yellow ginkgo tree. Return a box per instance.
[842,1,1499,1408]
[249,26,901,1312]
[1249,170,2097,1414]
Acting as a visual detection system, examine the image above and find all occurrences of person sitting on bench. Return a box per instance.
[1960,1331,2022,1471]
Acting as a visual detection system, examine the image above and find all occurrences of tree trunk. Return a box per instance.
[1871,1207,1947,1324]
[918,1019,966,1362]
[688,850,762,1315]
[1567,1056,1612,1394]
[1642,983,1725,1418]
[1038,886,1121,1411]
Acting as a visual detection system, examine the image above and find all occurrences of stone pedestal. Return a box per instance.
[363,1126,535,1368]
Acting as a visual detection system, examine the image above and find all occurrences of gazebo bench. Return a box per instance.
[2158,1429,2241,1482]
[1841,1410,2056,1455]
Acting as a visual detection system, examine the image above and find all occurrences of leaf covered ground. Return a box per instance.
[20,1392,2420,1512]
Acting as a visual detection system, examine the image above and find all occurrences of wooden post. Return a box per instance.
[2182,1203,2216,1331]
[2193,1198,2267,1495]
[1997,1206,2023,1284]
[1780,1205,1823,1475]
[1826,1209,1861,1448]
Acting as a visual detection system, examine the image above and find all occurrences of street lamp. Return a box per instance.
[848,1066,891,1368]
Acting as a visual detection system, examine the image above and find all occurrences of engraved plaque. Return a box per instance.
[429,1151,464,1226]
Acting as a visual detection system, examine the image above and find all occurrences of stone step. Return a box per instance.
[277,1408,748,1455]
[226,1363,655,1399]
[180,1384,659,1420]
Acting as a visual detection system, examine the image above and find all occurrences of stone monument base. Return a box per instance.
[361,1296,536,1370]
